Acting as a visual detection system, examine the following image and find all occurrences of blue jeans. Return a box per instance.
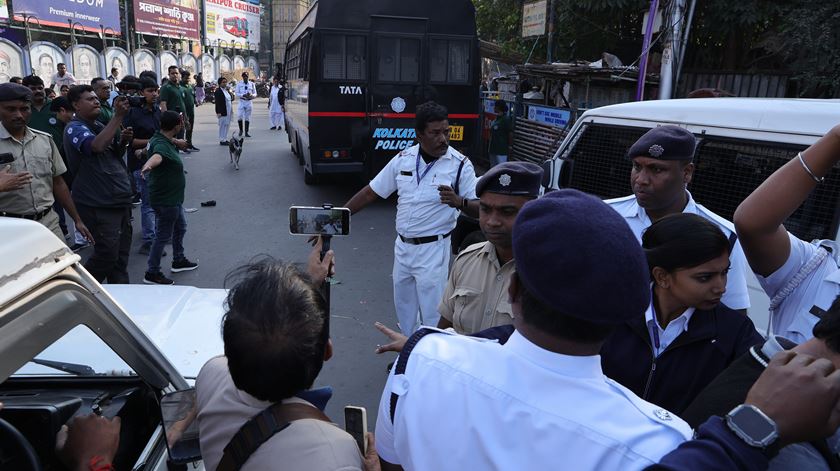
[133,170,156,243]
[147,205,187,274]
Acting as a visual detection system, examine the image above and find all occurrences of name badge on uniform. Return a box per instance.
[400,170,413,177]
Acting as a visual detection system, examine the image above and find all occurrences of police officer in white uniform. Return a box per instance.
[375,190,692,470]
[344,101,477,335]
[735,122,840,343]
[606,125,751,312]
[234,72,256,137]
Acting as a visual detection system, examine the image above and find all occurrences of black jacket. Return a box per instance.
[214,89,231,116]
[600,303,763,415]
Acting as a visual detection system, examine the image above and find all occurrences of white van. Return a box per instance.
[543,98,840,331]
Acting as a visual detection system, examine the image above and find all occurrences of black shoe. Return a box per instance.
[245,133,252,137]
[220,141,229,145]
[143,271,174,285]
[171,258,199,273]
[189,145,200,151]
[238,131,243,137]
[270,126,277,130]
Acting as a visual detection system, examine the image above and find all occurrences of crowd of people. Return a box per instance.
[2,65,840,469]
[0,60,290,286]
[185,103,840,470]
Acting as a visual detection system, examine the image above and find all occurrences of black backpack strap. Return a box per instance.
[453,157,467,196]
[389,328,444,423]
[216,402,330,471]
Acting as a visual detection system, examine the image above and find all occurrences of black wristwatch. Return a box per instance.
[725,405,780,456]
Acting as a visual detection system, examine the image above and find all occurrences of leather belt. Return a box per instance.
[399,230,453,245]
[0,208,52,221]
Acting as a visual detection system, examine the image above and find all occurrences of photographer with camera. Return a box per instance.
[65,85,135,283]
[92,78,114,125]
[123,77,163,255]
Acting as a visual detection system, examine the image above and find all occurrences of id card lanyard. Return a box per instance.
[415,154,437,185]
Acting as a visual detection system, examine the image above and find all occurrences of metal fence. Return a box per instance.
[677,71,790,98]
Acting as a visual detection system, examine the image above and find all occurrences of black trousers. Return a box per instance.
[76,204,132,284]
[185,113,194,145]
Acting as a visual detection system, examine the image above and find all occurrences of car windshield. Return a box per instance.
[13,325,135,377]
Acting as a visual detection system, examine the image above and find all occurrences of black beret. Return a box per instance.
[627,125,696,161]
[512,189,650,325]
[477,161,543,198]
[0,83,32,102]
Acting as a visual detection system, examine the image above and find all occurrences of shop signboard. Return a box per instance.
[205,0,261,46]
[13,0,121,33]
[134,0,200,40]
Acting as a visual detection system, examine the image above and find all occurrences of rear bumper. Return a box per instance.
[312,161,364,174]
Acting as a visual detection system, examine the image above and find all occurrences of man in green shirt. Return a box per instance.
[92,78,114,125]
[488,100,513,167]
[140,110,198,285]
[23,75,52,134]
[159,66,191,153]
[179,69,199,152]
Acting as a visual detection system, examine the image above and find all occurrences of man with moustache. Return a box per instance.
[64,85,134,283]
[344,101,478,335]
[0,83,91,243]
[606,125,751,312]
[22,75,52,135]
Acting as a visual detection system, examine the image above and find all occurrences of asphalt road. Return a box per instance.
[123,98,399,426]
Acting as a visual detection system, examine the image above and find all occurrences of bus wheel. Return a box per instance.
[304,168,317,185]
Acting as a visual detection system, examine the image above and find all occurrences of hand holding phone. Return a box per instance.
[289,206,351,236]
[344,406,368,454]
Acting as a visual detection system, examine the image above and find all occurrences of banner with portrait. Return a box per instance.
[219,55,232,73]
[27,42,66,87]
[233,55,245,71]
[180,53,198,75]
[159,51,178,77]
[204,0,260,47]
[13,0,120,33]
[133,0,200,40]
[0,39,23,83]
[200,53,216,82]
[105,47,131,80]
[69,45,105,85]
[133,49,158,77]
[247,57,259,77]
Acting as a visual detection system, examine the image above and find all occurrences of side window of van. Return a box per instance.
[561,123,840,242]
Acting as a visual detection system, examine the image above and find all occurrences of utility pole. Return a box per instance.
[658,0,687,100]
[546,0,556,63]
[635,0,658,101]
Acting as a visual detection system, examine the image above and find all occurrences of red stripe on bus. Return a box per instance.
[309,112,480,119]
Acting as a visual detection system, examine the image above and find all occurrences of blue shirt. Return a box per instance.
[64,118,133,207]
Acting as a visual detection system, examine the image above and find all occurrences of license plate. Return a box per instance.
[449,126,464,141]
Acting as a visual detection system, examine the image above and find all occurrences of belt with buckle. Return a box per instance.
[399,230,453,245]
[0,208,52,221]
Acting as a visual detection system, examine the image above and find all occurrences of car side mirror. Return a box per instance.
[160,388,201,464]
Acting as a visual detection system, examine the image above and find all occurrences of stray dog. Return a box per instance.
[228,135,244,170]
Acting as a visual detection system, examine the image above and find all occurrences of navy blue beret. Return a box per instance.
[512,189,650,325]
[477,161,543,197]
[0,83,32,103]
[627,125,696,161]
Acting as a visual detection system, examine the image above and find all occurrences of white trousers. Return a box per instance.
[392,236,451,335]
[218,115,231,141]
[237,101,253,121]
[270,110,284,128]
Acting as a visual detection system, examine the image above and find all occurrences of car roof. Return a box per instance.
[579,98,840,138]
[0,219,80,309]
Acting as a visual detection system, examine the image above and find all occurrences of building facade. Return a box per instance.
[273,0,310,73]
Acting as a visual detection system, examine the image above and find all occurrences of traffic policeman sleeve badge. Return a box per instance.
[653,408,673,421]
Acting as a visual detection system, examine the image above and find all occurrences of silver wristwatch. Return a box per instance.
[725,404,779,449]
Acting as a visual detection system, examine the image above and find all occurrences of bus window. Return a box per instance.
[377,37,420,83]
[429,38,470,84]
[322,34,367,81]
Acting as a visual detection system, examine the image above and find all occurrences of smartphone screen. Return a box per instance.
[289,206,351,236]
[0,153,15,165]
[344,406,367,453]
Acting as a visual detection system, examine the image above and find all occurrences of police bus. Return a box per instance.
[283,0,481,184]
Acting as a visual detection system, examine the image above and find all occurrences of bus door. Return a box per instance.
[368,17,427,174]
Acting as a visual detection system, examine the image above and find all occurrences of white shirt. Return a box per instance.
[369,144,477,238]
[195,356,363,471]
[51,72,76,88]
[645,301,695,356]
[269,85,284,112]
[375,330,691,470]
[757,232,840,343]
[234,80,256,100]
[606,192,751,310]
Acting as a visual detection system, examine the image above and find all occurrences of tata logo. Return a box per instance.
[339,86,362,95]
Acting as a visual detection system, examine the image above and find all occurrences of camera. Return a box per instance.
[115,81,146,107]
[126,95,146,107]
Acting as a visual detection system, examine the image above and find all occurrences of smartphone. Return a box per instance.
[289,206,351,236]
[344,405,368,454]
[0,152,14,165]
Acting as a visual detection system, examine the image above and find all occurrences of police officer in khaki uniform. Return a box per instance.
[0,83,91,242]
[438,161,543,334]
